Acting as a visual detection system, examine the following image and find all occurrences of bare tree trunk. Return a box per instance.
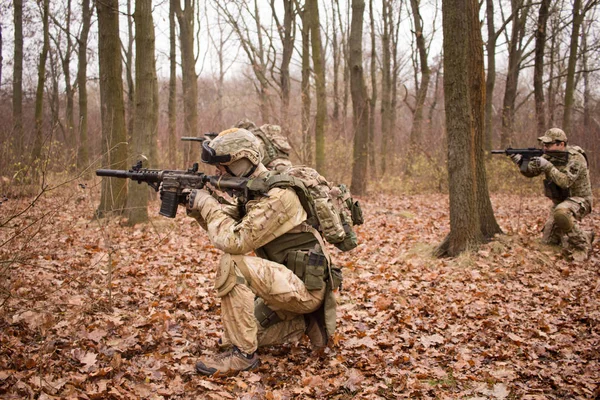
[389,3,401,171]
[76,0,91,175]
[408,0,431,149]
[349,0,369,196]
[271,0,295,125]
[547,11,560,127]
[0,25,3,87]
[32,0,50,172]
[562,0,583,132]
[470,0,502,239]
[300,3,312,165]
[500,0,531,148]
[534,0,551,135]
[168,0,177,168]
[332,0,341,124]
[380,0,392,176]
[484,0,496,151]
[582,20,591,131]
[13,0,24,157]
[48,0,76,153]
[307,0,327,173]
[368,0,377,176]
[175,0,199,166]
[436,0,483,257]
[124,0,135,139]
[96,0,128,216]
[126,0,158,225]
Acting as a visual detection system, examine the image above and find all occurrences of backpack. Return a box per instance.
[261,165,363,252]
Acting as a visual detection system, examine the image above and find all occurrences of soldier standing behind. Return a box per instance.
[510,128,594,261]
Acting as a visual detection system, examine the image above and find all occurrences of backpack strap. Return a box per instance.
[262,174,320,228]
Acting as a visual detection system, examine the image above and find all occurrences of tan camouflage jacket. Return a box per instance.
[199,181,307,255]
[524,145,593,208]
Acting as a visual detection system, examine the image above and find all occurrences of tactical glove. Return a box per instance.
[510,154,522,165]
[187,189,219,221]
[530,156,552,171]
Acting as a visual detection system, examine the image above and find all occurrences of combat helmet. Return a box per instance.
[201,128,263,177]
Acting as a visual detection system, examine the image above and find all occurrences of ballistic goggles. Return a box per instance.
[201,140,232,165]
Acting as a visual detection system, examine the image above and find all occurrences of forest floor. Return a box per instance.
[0,182,599,399]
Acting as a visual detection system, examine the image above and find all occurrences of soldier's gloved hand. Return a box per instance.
[509,154,522,165]
[187,189,218,220]
[530,156,552,171]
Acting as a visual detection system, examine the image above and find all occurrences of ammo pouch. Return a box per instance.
[543,179,570,202]
[286,250,327,291]
[349,200,364,225]
[333,222,359,252]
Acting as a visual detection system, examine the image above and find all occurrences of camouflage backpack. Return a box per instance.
[262,165,363,252]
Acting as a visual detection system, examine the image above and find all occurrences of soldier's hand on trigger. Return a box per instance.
[530,156,552,171]
[509,154,522,165]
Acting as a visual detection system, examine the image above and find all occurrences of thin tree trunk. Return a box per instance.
[124,0,135,139]
[76,0,91,175]
[582,20,591,131]
[300,3,312,165]
[562,0,582,132]
[380,0,392,176]
[175,0,199,166]
[307,0,327,173]
[408,0,431,149]
[547,12,560,127]
[168,0,177,168]
[368,0,377,176]
[500,0,531,147]
[332,0,341,124]
[534,0,551,135]
[349,0,369,196]
[484,0,496,151]
[32,0,50,172]
[13,0,24,157]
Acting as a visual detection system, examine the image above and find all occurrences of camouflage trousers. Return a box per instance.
[214,253,325,354]
[542,197,592,252]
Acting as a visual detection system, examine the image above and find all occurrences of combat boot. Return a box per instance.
[304,312,328,349]
[195,346,259,376]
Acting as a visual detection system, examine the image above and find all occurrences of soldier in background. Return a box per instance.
[510,128,594,261]
[234,118,293,171]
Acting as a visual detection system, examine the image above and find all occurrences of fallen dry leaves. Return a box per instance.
[0,183,598,399]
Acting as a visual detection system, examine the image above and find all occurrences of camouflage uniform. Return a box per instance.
[521,128,593,259]
[189,129,330,375]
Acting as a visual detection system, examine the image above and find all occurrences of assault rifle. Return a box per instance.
[491,148,569,172]
[96,160,257,218]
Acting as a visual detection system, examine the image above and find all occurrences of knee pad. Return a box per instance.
[254,298,282,328]
[554,208,574,232]
[215,255,238,297]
